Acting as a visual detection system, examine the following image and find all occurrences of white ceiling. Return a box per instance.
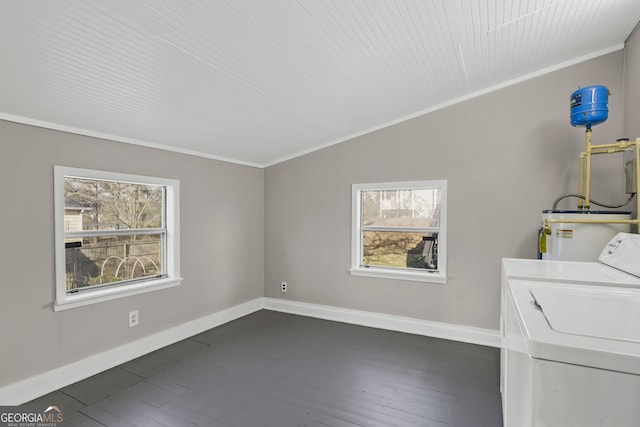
[1,1,639,167]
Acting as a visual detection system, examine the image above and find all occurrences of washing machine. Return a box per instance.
[500,233,640,427]
[503,279,640,426]
[501,233,640,426]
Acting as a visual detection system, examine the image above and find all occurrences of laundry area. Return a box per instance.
[502,86,640,426]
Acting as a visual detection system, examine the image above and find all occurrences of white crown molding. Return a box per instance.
[0,113,262,169]
[263,44,624,167]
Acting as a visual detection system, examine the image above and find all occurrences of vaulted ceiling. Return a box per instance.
[1,1,639,167]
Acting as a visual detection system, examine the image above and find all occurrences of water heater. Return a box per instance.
[540,210,631,261]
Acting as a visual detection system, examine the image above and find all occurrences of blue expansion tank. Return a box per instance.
[570,85,609,129]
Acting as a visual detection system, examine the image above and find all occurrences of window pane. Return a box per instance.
[362,231,438,270]
[64,177,163,231]
[65,234,163,291]
[362,188,440,227]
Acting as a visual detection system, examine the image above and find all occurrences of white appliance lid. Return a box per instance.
[531,286,640,344]
[508,279,640,375]
[502,258,640,288]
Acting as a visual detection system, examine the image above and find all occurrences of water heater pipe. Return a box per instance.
[543,136,640,234]
[578,134,636,208]
[584,129,593,209]
[578,152,585,209]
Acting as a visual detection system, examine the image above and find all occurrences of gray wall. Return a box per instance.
[624,25,640,219]
[0,121,264,387]
[264,51,626,330]
[625,25,640,141]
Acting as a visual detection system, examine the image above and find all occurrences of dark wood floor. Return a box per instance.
[28,310,503,426]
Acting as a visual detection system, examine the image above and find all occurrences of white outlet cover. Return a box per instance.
[129,310,139,327]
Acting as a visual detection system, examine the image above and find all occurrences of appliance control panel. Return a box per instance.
[599,232,640,277]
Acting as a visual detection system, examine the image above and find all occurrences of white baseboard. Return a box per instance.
[0,298,263,405]
[1,296,499,405]
[263,297,501,348]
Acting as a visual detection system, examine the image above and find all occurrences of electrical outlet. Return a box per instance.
[281,281,288,293]
[129,310,139,327]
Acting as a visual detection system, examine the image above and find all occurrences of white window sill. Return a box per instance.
[54,277,183,311]
[350,267,446,284]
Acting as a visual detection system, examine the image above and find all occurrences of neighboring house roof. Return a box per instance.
[64,198,90,210]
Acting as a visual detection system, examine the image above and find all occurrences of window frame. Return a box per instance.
[350,180,447,284]
[53,166,181,311]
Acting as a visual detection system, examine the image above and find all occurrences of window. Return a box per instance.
[351,180,447,283]
[54,166,181,311]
